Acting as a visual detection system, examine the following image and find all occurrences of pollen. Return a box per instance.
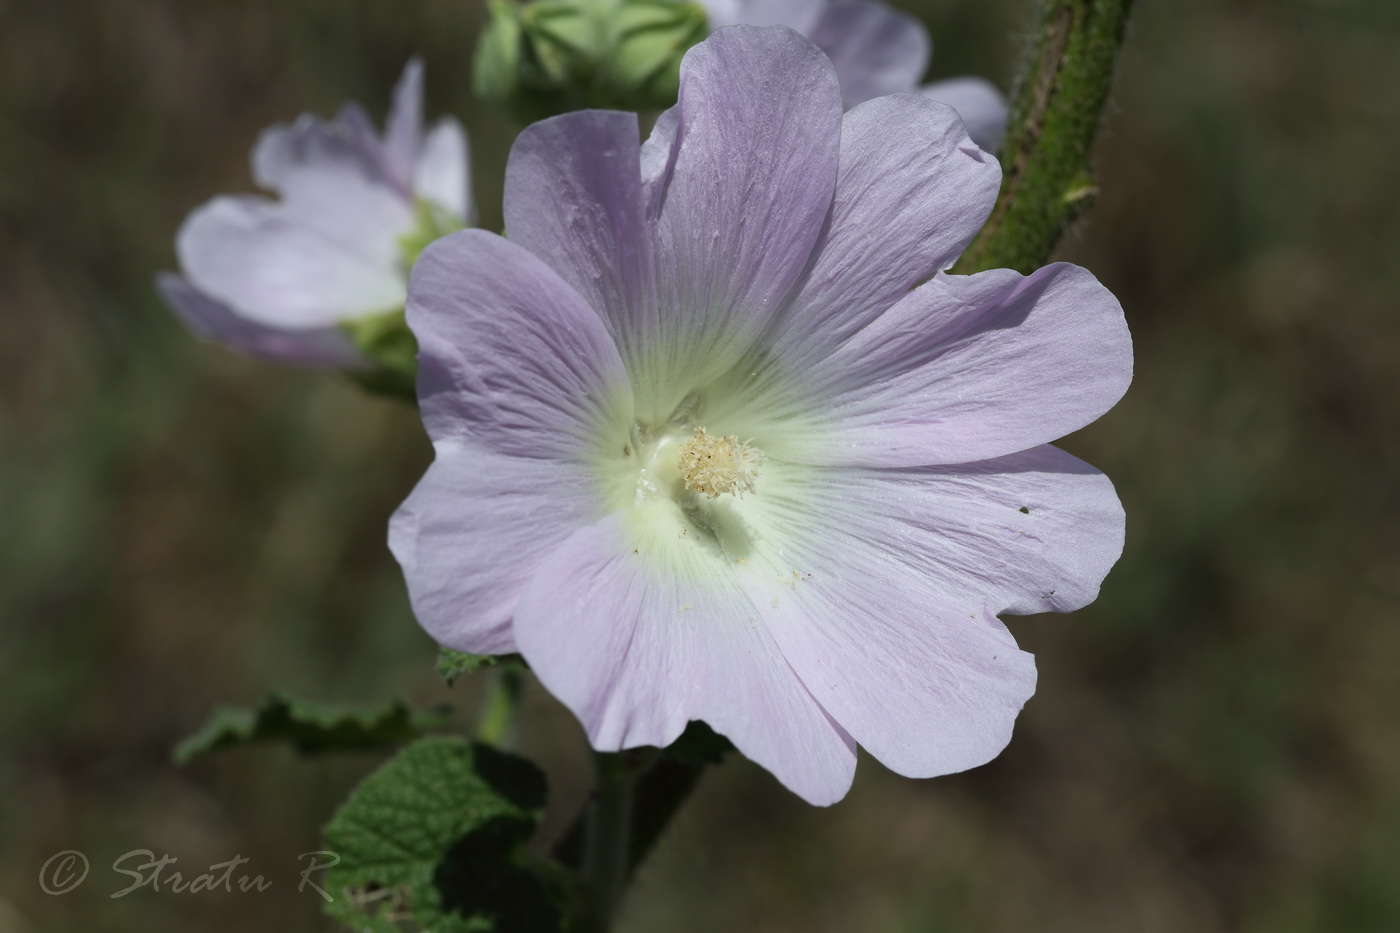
[677,428,766,498]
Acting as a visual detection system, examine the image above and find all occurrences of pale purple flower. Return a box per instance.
[699,0,1008,149]
[159,60,473,366]
[391,27,1130,804]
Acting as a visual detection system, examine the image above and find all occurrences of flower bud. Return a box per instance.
[474,0,708,122]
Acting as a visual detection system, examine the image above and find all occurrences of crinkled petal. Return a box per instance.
[177,195,406,329]
[806,0,930,107]
[156,272,363,367]
[384,58,425,193]
[503,110,656,368]
[736,447,1121,776]
[800,263,1133,466]
[921,76,1009,152]
[763,93,1001,368]
[390,442,602,656]
[407,229,633,456]
[250,115,414,260]
[513,512,857,805]
[414,117,473,224]
[638,26,842,413]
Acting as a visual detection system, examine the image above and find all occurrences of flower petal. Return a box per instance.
[177,195,406,329]
[503,111,657,368]
[806,0,930,107]
[804,263,1133,466]
[762,93,1001,370]
[383,58,425,193]
[414,117,473,224]
[333,101,385,168]
[737,446,1120,777]
[407,229,633,457]
[250,115,414,259]
[513,512,857,805]
[639,25,842,411]
[156,272,363,367]
[390,442,603,655]
[922,76,1009,152]
[758,445,1127,617]
[758,590,1034,780]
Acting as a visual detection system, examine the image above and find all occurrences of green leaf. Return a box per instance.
[322,737,564,933]
[174,693,451,765]
[436,649,505,687]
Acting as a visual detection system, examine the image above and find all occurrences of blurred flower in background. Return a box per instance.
[701,0,1008,148]
[158,59,473,380]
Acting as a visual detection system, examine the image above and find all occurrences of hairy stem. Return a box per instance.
[955,0,1137,274]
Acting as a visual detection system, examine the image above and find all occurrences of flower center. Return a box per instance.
[677,429,765,498]
[617,418,765,563]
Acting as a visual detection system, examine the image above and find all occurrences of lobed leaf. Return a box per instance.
[174,693,451,764]
[322,737,563,932]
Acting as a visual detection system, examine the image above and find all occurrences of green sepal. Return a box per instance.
[606,0,707,106]
[321,737,565,932]
[474,0,708,122]
[173,693,452,764]
[343,199,464,402]
[399,198,466,271]
[474,0,531,112]
[343,306,418,398]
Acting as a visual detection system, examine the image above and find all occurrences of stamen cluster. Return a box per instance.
[677,428,766,498]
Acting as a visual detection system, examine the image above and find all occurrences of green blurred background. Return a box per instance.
[3,0,1398,930]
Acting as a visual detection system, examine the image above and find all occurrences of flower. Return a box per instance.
[391,26,1130,805]
[158,60,473,370]
[699,0,1008,149]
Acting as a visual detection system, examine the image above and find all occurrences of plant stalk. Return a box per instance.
[955,0,1137,274]
[574,750,653,932]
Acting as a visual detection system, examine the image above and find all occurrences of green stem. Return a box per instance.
[476,665,525,747]
[554,755,709,880]
[575,750,653,932]
[955,0,1137,275]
